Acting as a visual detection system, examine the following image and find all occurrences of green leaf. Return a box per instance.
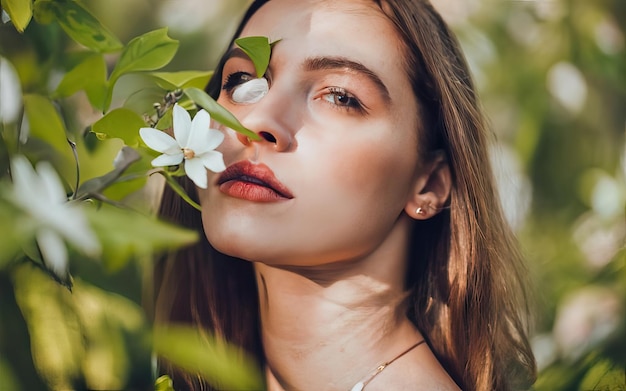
[55,54,107,110]
[105,28,179,111]
[12,264,82,378]
[0,201,22,267]
[34,0,122,53]
[123,86,167,117]
[153,326,264,391]
[75,146,141,198]
[101,175,147,202]
[580,359,626,391]
[156,170,201,211]
[1,0,32,32]
[184,87,259,141]
[83,146,152,202]
[70,281,150,388]
[32,0,53,24]
[150,70,213,90]
[235,36,272,78]
[22,94,70,156]
[155,375,175,391]
[85,204,198,271]
[110,28,179,80]
[92,108,146,146]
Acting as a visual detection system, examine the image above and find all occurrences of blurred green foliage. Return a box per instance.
[456,0,625,389]
[0,0,624,390]
[1,0,262,390]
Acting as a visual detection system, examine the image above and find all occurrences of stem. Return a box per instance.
[68,139,80,200]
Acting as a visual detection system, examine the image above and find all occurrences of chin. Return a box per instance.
[202,219,274,263]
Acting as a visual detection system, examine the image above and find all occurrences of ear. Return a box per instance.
[405,151,451,220]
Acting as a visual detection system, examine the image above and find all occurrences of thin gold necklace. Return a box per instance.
[349,340,426,391]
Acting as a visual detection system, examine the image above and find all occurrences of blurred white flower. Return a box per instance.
[574,213,625,269]
[457,27,495,90]
[489,143,532,231]
[553,286,623,361]
[158,0,225,33]
[530,334,558,371]
[1,9,10,24]
[595,17,624,55]
[507,10,541,48]
[0,56,22,124]
[590,174,626,219]
[430,0,480,26]
[139,103,226,189]
[547,61,588,114]
[9,156,101,280]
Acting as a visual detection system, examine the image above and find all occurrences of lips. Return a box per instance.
[217,161,294,202]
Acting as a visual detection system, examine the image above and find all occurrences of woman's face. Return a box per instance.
[200,0,424,266]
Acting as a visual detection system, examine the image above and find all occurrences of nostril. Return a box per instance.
[259,131,277,143]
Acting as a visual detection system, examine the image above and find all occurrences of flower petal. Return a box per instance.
[36,161,68,205]
[9,155,101,265]
[184,158,208,189]
[140,127,179,154]
[190,128,225,155]
[232,78,269,104]
[0,57,23,124]
[51,206,101,256]
[10,156,43,208]
[1,10,11,24]
[36,228,68,280]
[151,152,184,167]
[186,108,211,145]
[173,104,192,147]
[199,150,226,173]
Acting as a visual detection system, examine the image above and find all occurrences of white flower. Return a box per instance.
[1,10,10,24]
[552,286,623,361]
[232,78,268,104]
[139,104,226,188]
[0,57,22,124]
[9,156,101,280]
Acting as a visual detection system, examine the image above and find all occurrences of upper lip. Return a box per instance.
[217,161,294,199]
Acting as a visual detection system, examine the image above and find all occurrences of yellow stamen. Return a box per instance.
[183,148,195,159]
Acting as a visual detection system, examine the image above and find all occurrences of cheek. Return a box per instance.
[303,122,418,208]
[292,122,419,247]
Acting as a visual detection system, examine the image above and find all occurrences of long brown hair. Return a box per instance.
[154,1,537,390]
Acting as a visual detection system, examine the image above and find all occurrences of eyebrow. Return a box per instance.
[303,56,391,102]
[222,49,392,102]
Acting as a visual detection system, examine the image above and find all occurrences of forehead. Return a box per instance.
[240,0,407,74]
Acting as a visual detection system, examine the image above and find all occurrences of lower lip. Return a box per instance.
[219,180,290,202]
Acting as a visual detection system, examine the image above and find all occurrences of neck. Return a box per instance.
[254,216,423,391]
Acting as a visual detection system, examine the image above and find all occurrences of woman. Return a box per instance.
[154,0,537,390]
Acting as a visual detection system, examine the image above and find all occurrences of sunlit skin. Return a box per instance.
[198,0,458,389]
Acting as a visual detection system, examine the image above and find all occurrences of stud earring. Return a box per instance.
[416,207,424,215]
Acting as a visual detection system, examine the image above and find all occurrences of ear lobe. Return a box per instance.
[405,152,451,220]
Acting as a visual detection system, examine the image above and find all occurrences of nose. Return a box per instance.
[234,85,298,152]
[236,129,289,149]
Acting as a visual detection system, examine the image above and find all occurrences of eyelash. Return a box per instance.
[222,71,253,93]
[222,71,366,114]
[321,87,365,114]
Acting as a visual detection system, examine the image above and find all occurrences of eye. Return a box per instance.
[222,72,269,104]
[321,87,365,113]
[222,71,254,92]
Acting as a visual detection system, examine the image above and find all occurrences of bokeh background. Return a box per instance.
[1,0,624,389]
